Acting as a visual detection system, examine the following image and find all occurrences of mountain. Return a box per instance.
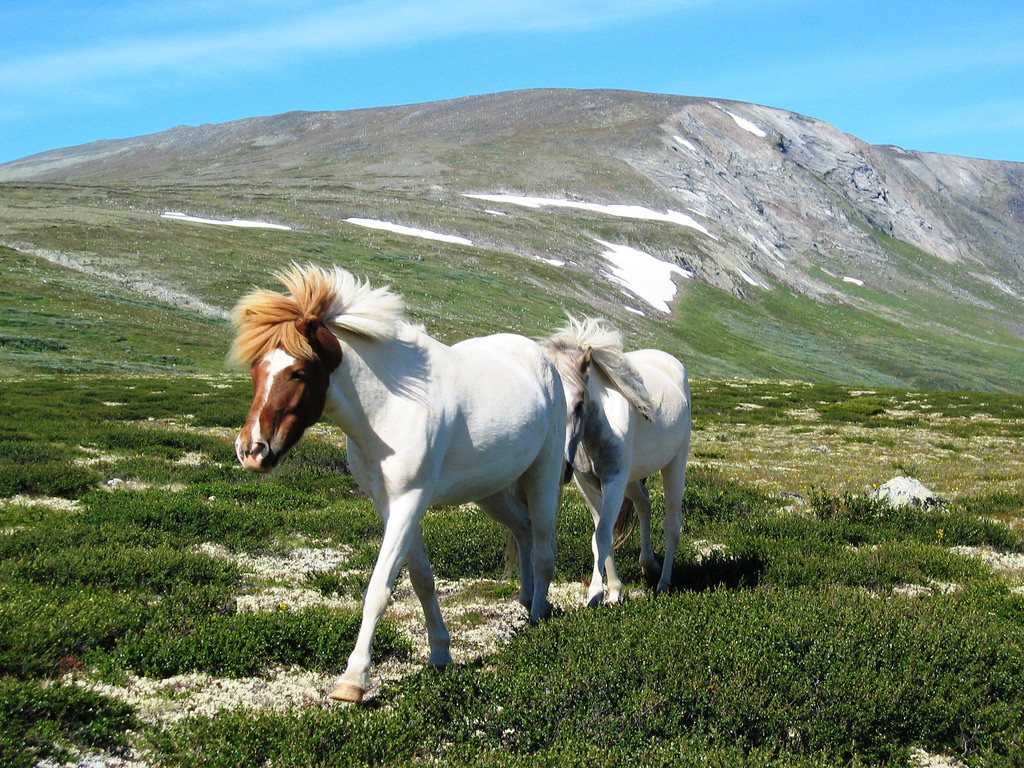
[2,88,1023,391]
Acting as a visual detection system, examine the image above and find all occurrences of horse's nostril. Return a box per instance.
[236,437,268,462]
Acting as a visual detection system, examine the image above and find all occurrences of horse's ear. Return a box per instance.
[580,347,592,378]
[311,323,343,371]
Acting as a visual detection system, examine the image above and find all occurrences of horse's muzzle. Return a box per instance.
[236,437,278,474]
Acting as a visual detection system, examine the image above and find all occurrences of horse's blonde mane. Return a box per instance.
[229,263,406,366]
[544,316,653,419]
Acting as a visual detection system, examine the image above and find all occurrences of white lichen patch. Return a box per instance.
[909,746,969,767]
[73,666,338,728]
[36,746,148,768]
[785,408,820,421]
[692,539,729,561]
[196,539,353,585]
[74,445,126,466]
[892,582,961,599]
[951,546,1024,579]
[172,451,214,467]
[1,494,81,511]
[235,586,353,613]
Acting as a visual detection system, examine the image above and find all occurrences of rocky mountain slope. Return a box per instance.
[2,89,1022,391]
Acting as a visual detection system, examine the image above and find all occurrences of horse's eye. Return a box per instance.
[290,369,307,381]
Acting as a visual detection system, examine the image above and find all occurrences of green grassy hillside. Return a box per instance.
[4,181,1023,392]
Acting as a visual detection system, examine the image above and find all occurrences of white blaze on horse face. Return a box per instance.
[236,348,297,467]
[263,348,298,393]
[257,347,299,437]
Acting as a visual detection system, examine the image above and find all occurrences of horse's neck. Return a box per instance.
[323,328,437,451]
[586,367,628,431]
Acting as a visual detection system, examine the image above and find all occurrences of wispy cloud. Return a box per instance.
[0,0,704,90]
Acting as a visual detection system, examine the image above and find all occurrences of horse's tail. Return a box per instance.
[613,495,638,549]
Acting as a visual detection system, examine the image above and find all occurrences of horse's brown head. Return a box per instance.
[235,319,342,473]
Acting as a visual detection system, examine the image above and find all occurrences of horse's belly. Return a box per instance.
[431,429,543,505]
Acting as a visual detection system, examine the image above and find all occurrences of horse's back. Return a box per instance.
[624,349,690,476]
[453,333,563,403]
[626,349,689,416]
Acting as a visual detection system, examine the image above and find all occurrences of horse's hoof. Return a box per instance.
[328,682,364,703]
[642,561,662,587]
[528,603,553,625]
[586,593,604,609]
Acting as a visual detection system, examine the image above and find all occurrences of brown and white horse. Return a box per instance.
[232,264,566,703]
[542,316,691,606]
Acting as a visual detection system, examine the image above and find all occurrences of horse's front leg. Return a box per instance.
[593,473,628,606]
[330,491,426,704]
[576,473,625,607]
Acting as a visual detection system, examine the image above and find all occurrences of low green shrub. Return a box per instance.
[682,469,775,525]
[956,492,1024,525]
[78,485,310,549]
[811,492,1022,550]
[0,584,151,678]
[482,588,1024,764]
[554,491,596,581]
[422,506,509,579]
[90,423,227,460]
[744,536,992,591]
[303,568,368,599]
[119,606,410,678]
[0,678,138,768]
[150,588,1024,767]
[0,440,99,497]
[0,544,241,593]
[817,395,892,424]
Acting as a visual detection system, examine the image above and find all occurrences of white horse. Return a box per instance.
[542,316,691,607]
[232,264,566,703]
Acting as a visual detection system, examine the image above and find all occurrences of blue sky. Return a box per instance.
[2,0,1024,165]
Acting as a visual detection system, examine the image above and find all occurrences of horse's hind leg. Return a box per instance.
[477,490,534,610]
[519,463,560,625]
[405,527,452,669]
[658,452,688,593]
[629,479,660,586]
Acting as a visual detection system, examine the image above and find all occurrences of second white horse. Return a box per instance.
[543,317,691,606]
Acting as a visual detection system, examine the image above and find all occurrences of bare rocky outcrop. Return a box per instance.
[870,476,946,509]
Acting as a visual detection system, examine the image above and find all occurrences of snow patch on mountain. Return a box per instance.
[465,194,714,238]
[345,217,472,245]
[597,239,692,313]
[161,211,291,230]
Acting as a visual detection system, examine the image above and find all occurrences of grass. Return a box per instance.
[1,374,1023,765]
[4,178,1024,393]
